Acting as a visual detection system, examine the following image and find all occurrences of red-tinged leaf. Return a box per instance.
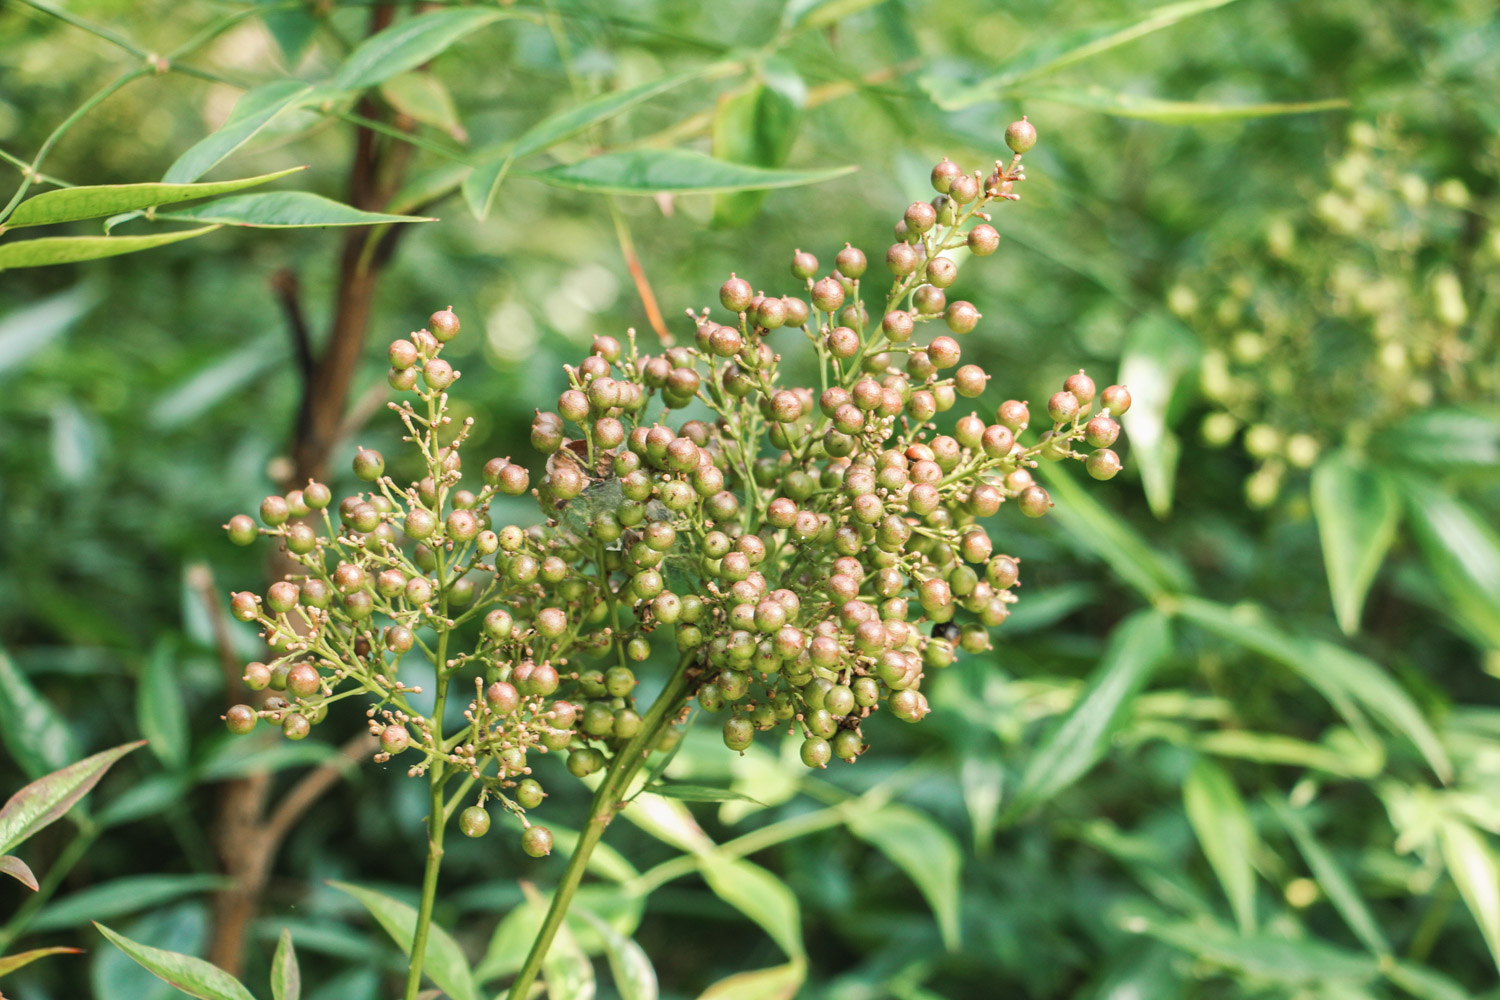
[0,742,143,856]
[0,946,82,979]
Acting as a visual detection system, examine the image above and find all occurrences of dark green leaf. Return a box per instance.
[849,804,963,950]
[527,149,855,197]
[1026,87,1348,123]
[711,66,806,228]
[95,923,255,1000]
[158,192,434,228]
[1183,759,1258,933]
[31,875,232,933]
[1006,611,1172,818]
[1439,820,1500,975]
[136,639,189,772]
[1118,312,1200,518]
[0,648,80,780]
[0,226,221,270]
[0,946,82,979]
[1265,794,1389,956]
[695,960,806,1000]
[4,169,302,228]
[257,2,319,67]
[646,783,764,805]
[1311,450,1400,634]
[328,881,477,1000]
[271,927,301,1000]
[1401,484,1500,649]
[0,853,38,891]
[331,9,520,93]
[700,858,805,959]
[164,83,315,184]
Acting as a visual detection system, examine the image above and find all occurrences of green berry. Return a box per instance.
[1004,117,1037,154]
[522,825,554,858]
[460,806,491,838]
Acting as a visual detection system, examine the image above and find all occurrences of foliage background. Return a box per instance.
[1,1,1497,998]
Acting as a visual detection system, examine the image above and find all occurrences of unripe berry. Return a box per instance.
[890,688,931,722]
[1018,485,1052,518]
[801,737,832,768]
[905,201,937,233]
[522,825,553,858]
[460,806,490,838]
[260,496,290,527]
[723,716,754,752]
[811,277,845,312]
[353,448,384,481]
[832,729,864,761]
[282,713,311,740]
[955,364,988,397]
[835,244,868,278]
[287,662,320,697]
[792,249,819,279]
[945,301,980,334]
[1005,117,1037,154]
[1086,448,1123,481]
[486,681,519,716]
[967,224,1000,256]
[1047,391,1080,423]
[226,514,257,546]
[720,275,754,312]
[516,779,546,809]
[913,285,946,316]
[1100,384,1132,415]
[931,157,963,193]
[423,358,455,390]
[430,307,460,342]
[1064,371,1096,407]
[826,326,859,359]
[950,173,980,204]
[1085,415,1121,448]
[754,295,787,330]
[225,704,257,735]
[886,242,920,276]
[230,592,259,622]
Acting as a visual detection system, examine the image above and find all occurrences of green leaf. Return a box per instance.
[645,783,764,806]
[31,875,232,933]
[1264,794,1389,956]
[1183,758,1258,933]
[463,66,712,220]
[380,73,465,140]
[1311,451,1400,635]
[711,66,806,229]
[542,904,597,1000]
[0,742,141,855]
[4,168,302,228]
[782,0,887,30]
[1438,820,1500,975]
[0,946,82,979]
[95,923,255,1000]
[1385,960,1475,1000]
[1134,916,1378,983]
[1040,468,1190,601]
[699,858,805,959]
[1195,730,1380,779]
[158,192,434,228]
[136,640,189,772]
[0,282,97,377]
[0,853,38,891]
[1378,407,1500,473]
[926,0,1244,109]
[696,960,806,1000]
[848,804,963,950]
[1006,611,1173,818]
[573,910,656,1000]
[331,9,519,93]
[1401,484,1500,649]
[527,149,855,197]
[165,82,315,184]
[1175,596,1452,782]
[257,2,319,67]
[0,648,80,780]
[1026,87,1347,123]
[328,880,477,1000]
[0,226,221,271]
[271,927,301,1000]
[473,896,544,984]
[195,737,344,782]
[1118,312,1200,518]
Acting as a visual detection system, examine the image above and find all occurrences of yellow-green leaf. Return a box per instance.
[1439,820,1500,975]
[848,804,963,950]
[380,73,465,140]
[0,226,220,271]
[695,960,806,1000]
[164,82,315,184]
[331,9,522,93]
[1027,87,1348,123]
[95,923,255,1000]
[1312,451,1400,635]
[1184,758,1258,933]
[0,946,82,979]
[271,927,300,1000]
[0,742,142,855]
[159,192,433,228]
[527,149,854,197]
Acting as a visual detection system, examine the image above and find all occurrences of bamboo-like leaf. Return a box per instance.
[1184,758,1258,933]
[1118,312,1200,518]
[136,639,189,772]
[1026,87,1348,123]
[270,927,300,1000]
[165,82,315,184]
[1136,916,1379,983]
[848,804,962,950]
[380,73,465,140]
[0,742,142,855]
[331,9,521,93]
[699,858,805,959]
[782,0,887,30]
[1006,611,1173,818]
[0,648,79,780]
[1439,820,1500,975]
[327,880,477,1000]
[542,905,597,1000]
[1379,407,1500,473]
[645,783,764,806]
[1195,730,1379,779]
[0,226,220,270]
[94,923,255,1000]
[0,853,38,891]
[572,909,656,1000]
[0,946,82,979]
[31,874,231,932]
[1265,793,1388,956]
[1311,451,1400,635]
[4,169,302,228]
[711,66,806,229]
[1401,484,1500,649]
[158,192,434,228]
[527,149,855,197]
[1040,468,1190,601]
[695,960,806,1000]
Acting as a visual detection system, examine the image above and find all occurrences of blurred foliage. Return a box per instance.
[1,1,1498,999]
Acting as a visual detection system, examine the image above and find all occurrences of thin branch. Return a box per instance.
[609,199,674,346]
[186,562,244,706]
[272,269,315,386]
[264,732,376,844]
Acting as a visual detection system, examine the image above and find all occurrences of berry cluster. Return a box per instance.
[219,120,1131,856]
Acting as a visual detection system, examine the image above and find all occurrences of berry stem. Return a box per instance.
[505,650,696,1000]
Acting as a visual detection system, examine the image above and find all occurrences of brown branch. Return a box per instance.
[265,732,376,844]
[271,268,314,385]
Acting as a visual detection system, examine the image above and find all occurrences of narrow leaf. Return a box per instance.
[0,946,82,979]
[31,875,232,933]
[5,169,302,228]
[695,960,806,1000]
[258,3,319,67]
[0,742,141,855]
[1040,469,1190,601]
[0,649,80,780]
[1386,960,1477,1000]
[1195,730,1379,779]
[1377,407,1500,473]
[328,881,477,1000]
[157,192,433,228]
[1439,820,1500,975]
[0,853,38,891]
[1118,312,1200,518]
[848,804,963,950]
[165,82,314,184]
[783,0,887,30]
[1401,484,1500,649]
[136,640,189,771]
[0,282,97,378]
[331,9,519,92]
[1311,451,1400,634]
[1006,611,1172,817]
[646,783,764,806]
[1184,758,1258,933]
[380,73,465,140]
[271,927,301,1000]
[1265,793,1389,956]
[1136,917,1378,983]
[95,923,255,1000]
[527,149,855,197]
[573,910,656,1000]
[473,897,544,984]
[711,68,805,229]
[1026,87,1348,123]
[542,907,596,1000]
[0,226,220,270]
[699,858,805,959]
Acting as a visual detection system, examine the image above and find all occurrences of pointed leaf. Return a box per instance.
[1006,611,1173,818]
[1265,794,1388,956]
[1184,758,1258,933]
[573,909,656,1000]
[848,804,962,950]
[271,927,301,1000]
[32,875,232,933]
[711,67,805,229]
[0,946,82,979]
[696,960,806,1000]
[95,923,255,1000]
[1401,484,1500,649]
[4,169,303,228]
[1040,469,1190,601]
[165,82,315,183]
[1026,87,1347,123]
[1377,407,1500,473]
[0,226,220,270]
[542,907,596,1000]
[473,896,544,984]
[527,149,855,197]
[331,9,520,92]
[380,73,465,140]
[645,783,763,806]
[1439,820,1500,975]
[136,640,189,771]
[699,858,804,959]
[782,0,887,30]
[1311,451,1400,634]
[258,3,319,67]
[1118,312,1200,518]
[0,648,80,780]
[1135,917,1378,983]
[0,282,97,377]
[1195,730,1379,779]
[327,881,477,1000]
[1386,960,1476,1000]
[158,192,433,228]
[0,742,141,855]
[0,853,38,891]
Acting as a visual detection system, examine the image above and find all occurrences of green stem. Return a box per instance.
[0,823,98,952]
[506,652,696,1000]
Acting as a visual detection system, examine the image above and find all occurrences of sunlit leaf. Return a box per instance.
[695,960,806,1000]
[1041,468,1190,601]
[1311,451,1400,635]
[782,0,888,30]
[700,858,805,959]
[0,742,141,855]
[31,874,232,933]
[527,149,855,197]
[4,168,302,228]
[1439,820,1500,975]
[849,804,962,950]
[1026,87,1347,123]
[328,881,476,1000]
[165,82,315,184]
[95,923,255,1000]
[0,853,38,891]
[331,9,521,93]
[0,226,220,270]
[0,647,80,780]
[572,909,656,1000]
[1118,312,1200,518]
[1195,730,1379,779]
[158,192,434,228]
[1184,758,1258,933]
[1401,484,1500,649]
[1133,916,1378,983]
[0,946,82,979]
[1265,794,1388,956]
[543,904,597,1000]
[1378,407,1500,473]
[380,73,465,140]
[645,783,764,805]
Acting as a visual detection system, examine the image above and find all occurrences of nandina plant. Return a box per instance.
[196,120,1132,999]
